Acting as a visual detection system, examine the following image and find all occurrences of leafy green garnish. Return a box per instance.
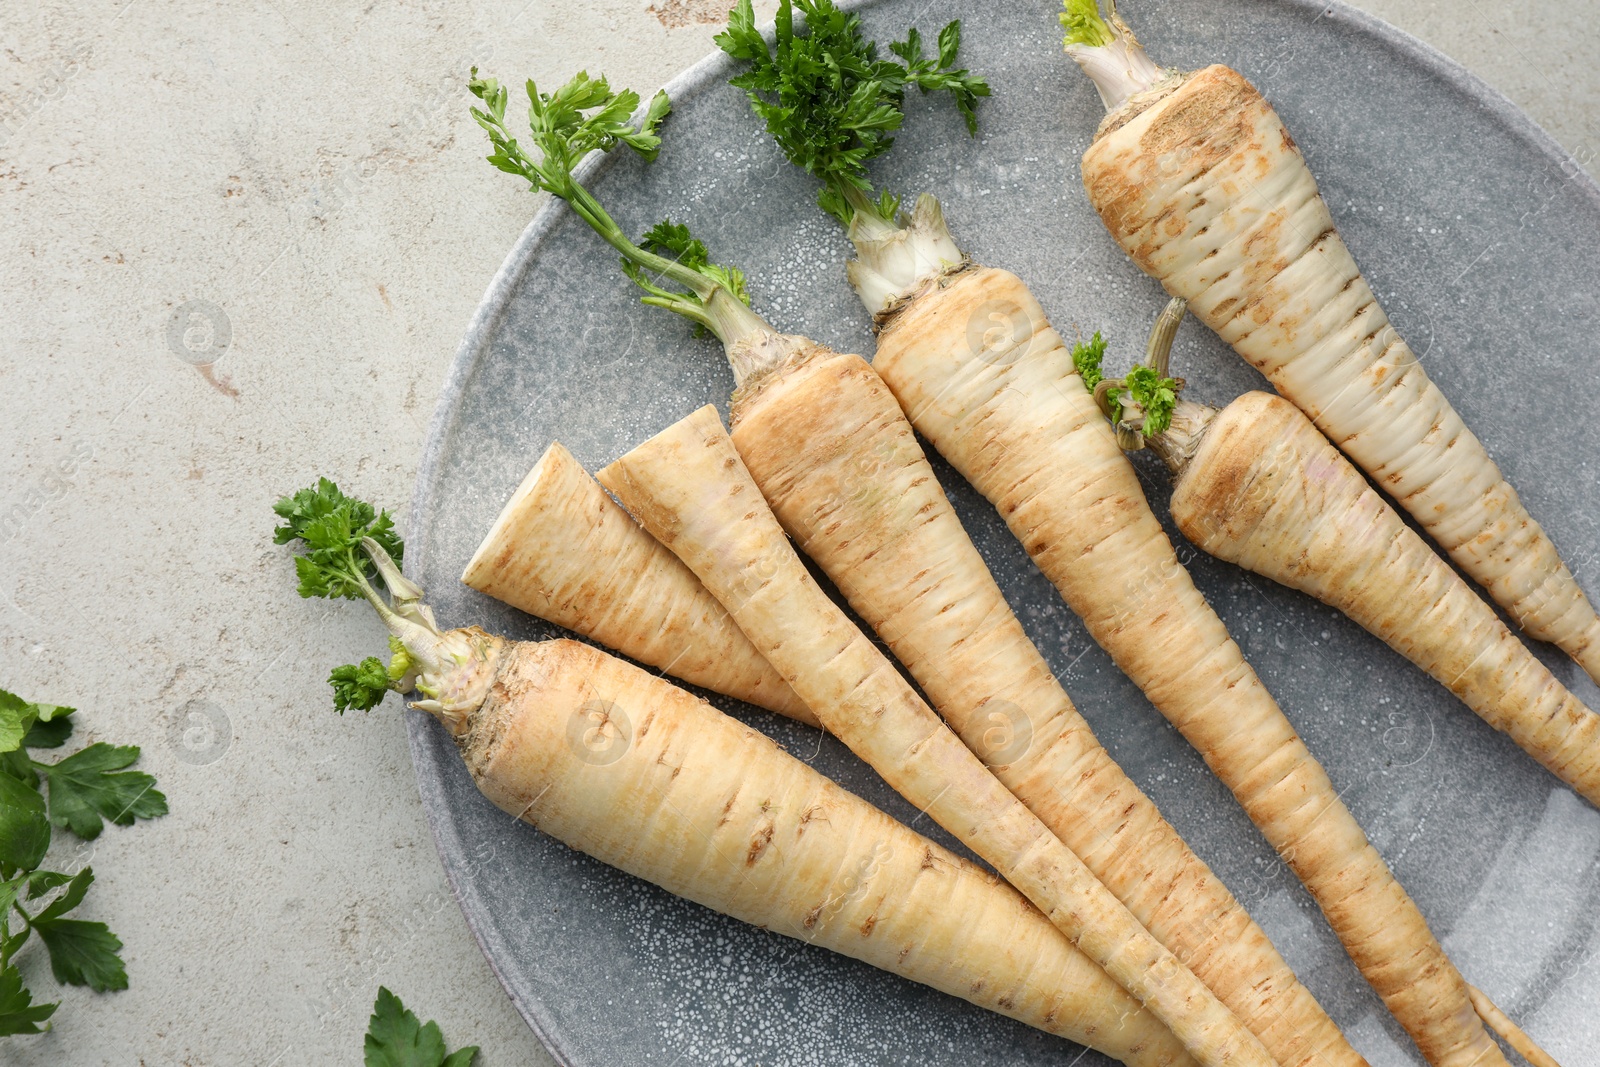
[0,695,162,1034]
[0,692,72,758]
[470,70,669,198]
[632,221,752,307]
[365,986,479,1067]
[330,658,393,714]
[620,220,754,338]
[1070,331,1108,393]
[716,0,988,226]
[0,775,49,876]
[470,71,762,342]
[1061,0,1116,49]
[1124,364,1180,436]
[1072,329,1181,436]
[0,964,55,1036]
[38,744,167,840]
[29,868,126,992]
[889,23,987,135]
[273,478,404,602]
[276,479,424,713]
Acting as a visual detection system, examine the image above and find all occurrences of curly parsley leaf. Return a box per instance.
[623,219,753,315]
[1061,0,1116,49]
[0,963,56,1036]
[716,0,987,224]
[40,744,168,842]
[364,986,479,1067]
[468,69,669,196]
[274,478,404,602]
[330,658,394,714]
[888,21,988,135]
[1070,331,1107,393]
[1124,364,1181,436]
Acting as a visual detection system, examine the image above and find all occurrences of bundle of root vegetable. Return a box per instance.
[275,4,1596,1065]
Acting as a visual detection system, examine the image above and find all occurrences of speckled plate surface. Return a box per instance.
[408,2,1600,1063]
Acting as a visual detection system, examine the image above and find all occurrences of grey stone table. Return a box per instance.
[0,2,1593,1064]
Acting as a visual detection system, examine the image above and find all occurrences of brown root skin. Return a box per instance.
[456,636,1196,1066]
[599,405,1281,1067]
[1172,391,1600,809]
[870,260,1501,1067]
[1467,987,1563,1067]
[461,442,813,723]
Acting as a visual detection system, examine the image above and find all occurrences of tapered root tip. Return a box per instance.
[1467,985,1563,1067]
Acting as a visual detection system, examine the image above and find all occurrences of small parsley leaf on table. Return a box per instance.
[0,964,56,1037]
[364,987,479,1067]
[40,744,168,840]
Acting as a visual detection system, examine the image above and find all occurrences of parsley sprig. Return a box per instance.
[0,690,166,1036]
[469,71,764,343]
[275,479,439,713]
[1073,299,1188,448]
[621,220,754,337]
[716,0,989,226]
[364,987,478,1067]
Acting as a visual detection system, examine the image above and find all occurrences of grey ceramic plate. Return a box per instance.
[408,1,1600,1063]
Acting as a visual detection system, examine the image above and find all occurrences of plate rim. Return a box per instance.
[405,2,1600,1062]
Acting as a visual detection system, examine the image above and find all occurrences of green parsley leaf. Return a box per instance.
[0,963,57,1036]
[889,19,989,135]
[30,867,91,926]
[330,658,394,714]
[717,0,987,224]
[632,220,752,307]
[1070,331,1107,393]
[468,69,670,198]
[0,749,36,787]
[274,478,404,602]
[23,715,74,750]
[364,986,479,1067]
[39,744,168,841]
[0,773,49,876]
[34,920,126,993]
[23,869,74,900]
[1124,364,1181,436]
[28,870,127,992]
[0,690,72,756]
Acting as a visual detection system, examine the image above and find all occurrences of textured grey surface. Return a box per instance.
[1,0,1596,1064]
[411,1,1600,1065]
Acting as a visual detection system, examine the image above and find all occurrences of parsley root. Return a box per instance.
[1104,304,1600,805]
[276,481,1195,1066]
[471,52,1293,1067]
[461,442,812,724]
[598,407,1279,1067]
[1066,1,1600,691]
[717,5,1357,1066]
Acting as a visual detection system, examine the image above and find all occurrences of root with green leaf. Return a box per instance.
[275,482,1196,1065]
[274,479,500,732]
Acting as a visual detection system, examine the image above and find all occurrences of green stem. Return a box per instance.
[561,180,717,302]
